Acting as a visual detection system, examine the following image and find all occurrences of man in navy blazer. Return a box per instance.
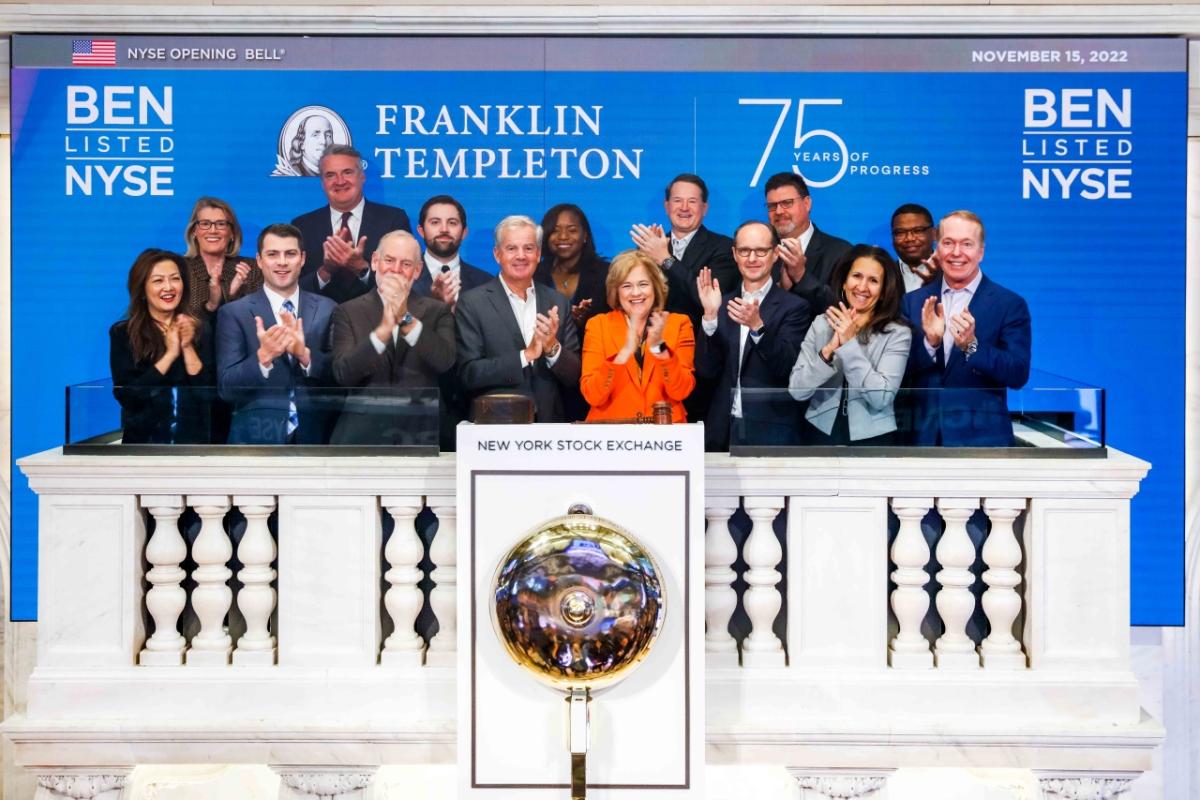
[217,223,336,444]
[292,144,411,305]
[901,210,1031,446]
[695,221,812,451]
[412,194,492,308]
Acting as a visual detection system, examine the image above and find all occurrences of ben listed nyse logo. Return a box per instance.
[63,84,174,197]
[1021,88,1133,200]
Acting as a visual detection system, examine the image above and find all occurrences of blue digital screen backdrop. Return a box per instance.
[8,35,1187,623]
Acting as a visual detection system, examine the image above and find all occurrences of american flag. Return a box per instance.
[71,39,116,67]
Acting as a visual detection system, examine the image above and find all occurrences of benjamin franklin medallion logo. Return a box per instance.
[272,106,352,177]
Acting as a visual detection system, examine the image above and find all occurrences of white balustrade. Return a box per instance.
[185,495,233,666]
[426,497,457,667]
[933,497,981,669]
[381,499,426,666]
[11,447,1157,794]
[233,495,278,666]
[889,497,934,670]
[704,501,740,667]
[980,498,1028,669]
[740,496,785,667]
[138,495,188,666]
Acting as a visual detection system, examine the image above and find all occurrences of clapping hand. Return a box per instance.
[229,260,254,296]
[913,251,941,285]
[776,238,806,290]
[696,266,722,321]
[430,269,461,308]
[278,309,310,367]
[645,310,667,353]
[324,232,368,271]
[920,296,946,349]
[615,313,639,365]
[255,315,291,366]
[630,223,671,264]
[570,298,593,326]
[176,315,197,350]
[949,307,976,352]
[728,297,763,332]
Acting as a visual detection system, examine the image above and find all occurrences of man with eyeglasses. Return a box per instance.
[763,171,851,314]
[630,173,739,327]
[293,144,412,305]
[900,210,1031,446]
[328,230,456,448]
[890,203,940,292]
[694,221,812,451]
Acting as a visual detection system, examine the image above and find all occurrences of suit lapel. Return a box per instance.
[486,280,527,351]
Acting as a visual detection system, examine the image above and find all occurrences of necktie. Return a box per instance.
[338,211,352,241]
[281,299,299,438]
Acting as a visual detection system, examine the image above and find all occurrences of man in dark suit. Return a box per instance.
[630,173,740,326]
[292,144,411,304]
[455,215,581,422]
[695,221,812,451]
[217,223,336,444]
[329,230,456,448]
[901,210,1031,446]
[764,171,852,314]
[630,173,740,422]
[413,194,492,308]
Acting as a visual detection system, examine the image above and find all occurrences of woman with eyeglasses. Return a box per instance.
[182,196,262,318]
[788,245,912,445]
[110,249,213,444]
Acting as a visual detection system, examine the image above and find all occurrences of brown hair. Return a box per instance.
[605,250,667,313]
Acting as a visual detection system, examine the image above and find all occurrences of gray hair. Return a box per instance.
[318,143,364,173]
[376,229,420,257]
[493,214,542,247]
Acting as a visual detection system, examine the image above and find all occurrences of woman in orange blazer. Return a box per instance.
[581,250,696,422]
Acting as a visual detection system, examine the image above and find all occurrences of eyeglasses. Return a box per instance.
[892,225,932,239]
[765,197,804,213]
[734,247,773,258]
[195,220,231,231]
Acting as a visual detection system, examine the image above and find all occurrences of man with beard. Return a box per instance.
[890,202,940,293]
[413,194,492,311]
[764,171,851,314]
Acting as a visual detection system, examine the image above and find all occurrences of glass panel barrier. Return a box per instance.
[65,381,443,455]
[730,372,1104,456]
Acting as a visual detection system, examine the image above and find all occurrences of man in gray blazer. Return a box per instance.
[455,215,581,422]
[329,230,456,447]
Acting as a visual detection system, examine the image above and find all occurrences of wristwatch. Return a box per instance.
[660,256,677,272]
[963,339,979,360]
[545,341,562,359]
[399,312,415,328]
[649,342,667,355]
[752,325,766,337]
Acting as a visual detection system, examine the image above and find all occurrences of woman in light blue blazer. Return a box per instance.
[789,245,912,445]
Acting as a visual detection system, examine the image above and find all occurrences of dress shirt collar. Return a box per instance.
[262,285,302,319]
[424,249,462,280]
[741,278,773,303]
[940,269,984,299]
[671,228,699,258]
[329,197,366,230]
[499,275,536,304]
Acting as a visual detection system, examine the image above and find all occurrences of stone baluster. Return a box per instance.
[933,498,981,669]
[704,501,740,667]
[233,495,278,666]
[381,499,425,666]
[138,495,188,666]
[888,497,934,669]
[426,497,457,667]
[185,495,233,666]
[741,497,785,667]
[980,498,1027,669]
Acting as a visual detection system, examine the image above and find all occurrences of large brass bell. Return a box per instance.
[490,503,666,799]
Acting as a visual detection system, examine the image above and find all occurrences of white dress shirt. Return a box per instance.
[500,277,561,369]
[671,229,698,260]
[702,279,771,417]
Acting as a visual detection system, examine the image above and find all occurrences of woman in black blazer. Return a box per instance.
[109,249,213,444]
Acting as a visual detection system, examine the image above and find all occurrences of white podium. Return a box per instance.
[456,423,706,799]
